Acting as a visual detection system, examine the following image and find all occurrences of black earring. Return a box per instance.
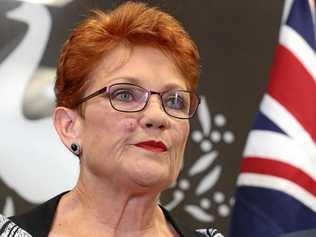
[70,143,80,156]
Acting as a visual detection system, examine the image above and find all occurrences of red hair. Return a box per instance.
[55,1,200,108]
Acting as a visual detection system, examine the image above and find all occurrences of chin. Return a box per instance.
[123,153,176,190]
[128,165,173,191]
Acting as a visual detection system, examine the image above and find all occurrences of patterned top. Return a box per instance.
[196,228,224,237]
[0,215,31,237]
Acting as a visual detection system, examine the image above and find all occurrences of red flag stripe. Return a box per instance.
[267,44,316,142]
[241,157,316,196]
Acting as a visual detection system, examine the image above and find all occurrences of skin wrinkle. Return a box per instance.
[61,181,165,236]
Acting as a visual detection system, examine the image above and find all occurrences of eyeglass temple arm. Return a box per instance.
[76,86,108,105]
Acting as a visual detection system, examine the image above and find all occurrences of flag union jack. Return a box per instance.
[230,0,316,236]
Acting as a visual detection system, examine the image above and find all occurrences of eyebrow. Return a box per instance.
[112,76,141,85]
[108,76,187,91]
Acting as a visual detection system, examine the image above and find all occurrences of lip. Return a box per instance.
[134,140,167,153]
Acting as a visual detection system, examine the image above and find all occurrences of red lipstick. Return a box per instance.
[134,140,167,153]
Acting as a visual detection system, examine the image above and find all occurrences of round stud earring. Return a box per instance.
[70,143,80,156]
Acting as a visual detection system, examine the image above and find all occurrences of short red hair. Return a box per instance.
[55,1,200,108]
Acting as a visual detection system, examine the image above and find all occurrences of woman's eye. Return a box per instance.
[165,96,185,110]
[112,90,134,102]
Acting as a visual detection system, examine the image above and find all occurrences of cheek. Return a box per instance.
[172,122,189,161]
[82,108,138,148]
[169,123,189,180]
[100,117,138,142]
[81,115,138,169]
[121,119,138,133]
[178,122,190,148]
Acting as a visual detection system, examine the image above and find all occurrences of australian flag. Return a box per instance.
[230,0,316,236]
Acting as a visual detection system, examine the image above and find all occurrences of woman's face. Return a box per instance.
[78,45,190,192]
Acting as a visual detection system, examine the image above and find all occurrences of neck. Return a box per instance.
[52,169,176,237]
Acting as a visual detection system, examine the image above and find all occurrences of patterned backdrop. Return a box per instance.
[0,0,284,235]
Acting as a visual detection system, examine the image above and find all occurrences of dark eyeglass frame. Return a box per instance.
[76,82,200,119]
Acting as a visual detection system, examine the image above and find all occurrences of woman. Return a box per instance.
[9,1,223,237]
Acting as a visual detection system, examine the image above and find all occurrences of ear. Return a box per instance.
[53,106,81,150]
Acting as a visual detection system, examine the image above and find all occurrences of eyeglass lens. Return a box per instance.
[108,83,198,119]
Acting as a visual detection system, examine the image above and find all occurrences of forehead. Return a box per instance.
[87,45,188,92]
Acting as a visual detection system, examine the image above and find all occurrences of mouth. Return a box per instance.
[134,140,167,153]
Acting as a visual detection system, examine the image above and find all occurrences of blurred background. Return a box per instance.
[0,0,284,235]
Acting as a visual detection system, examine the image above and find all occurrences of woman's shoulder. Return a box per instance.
[8,193,64,237]
[159,205,224,237]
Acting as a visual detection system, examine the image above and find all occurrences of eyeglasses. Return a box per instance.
[77,83,200,119]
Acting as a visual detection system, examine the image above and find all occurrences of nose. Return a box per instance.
[140,95,170,131]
